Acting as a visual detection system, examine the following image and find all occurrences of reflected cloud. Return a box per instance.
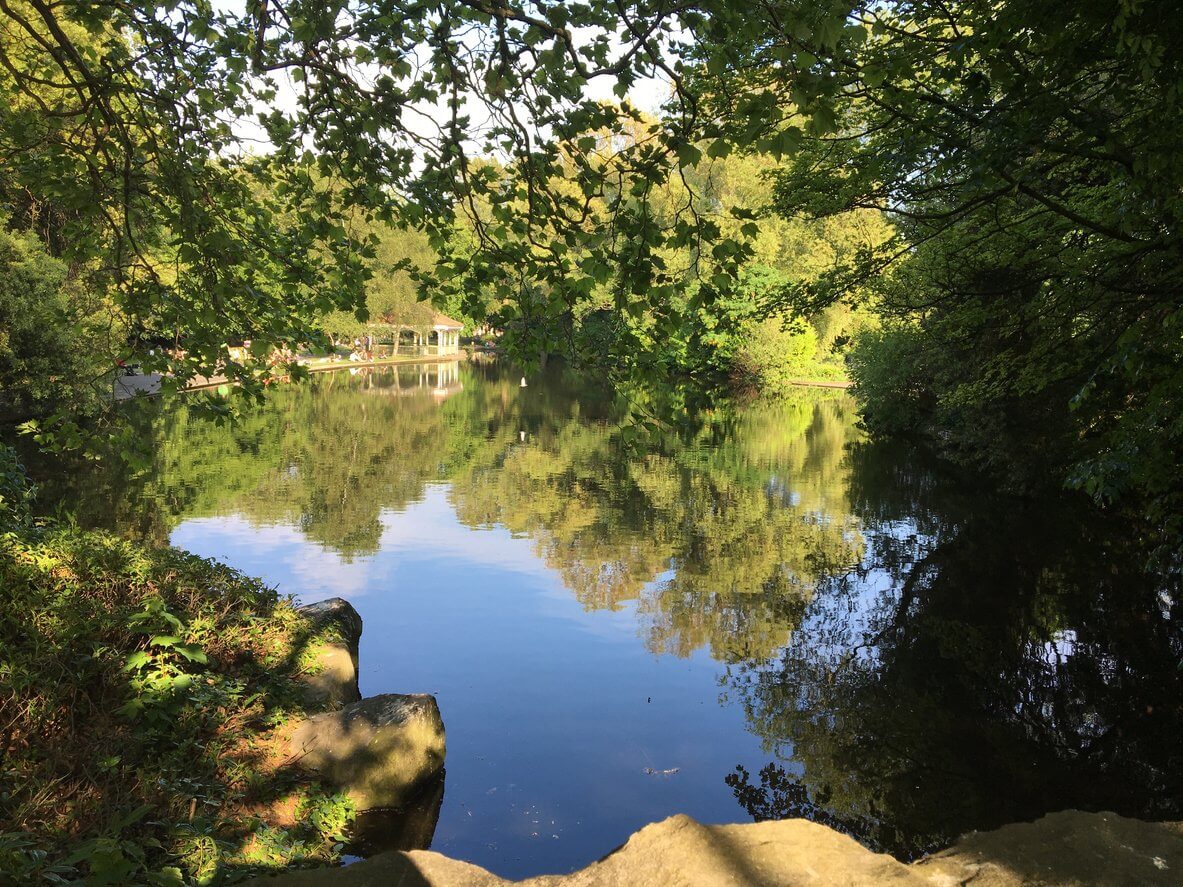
[171,516,376,602]
[377,486,554,581]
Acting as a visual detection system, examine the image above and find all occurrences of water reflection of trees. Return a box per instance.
[41,365,489,557]
[33,363,1182,853]
[38,364,865,662]
[448,386,863,661]
[725,441,1183,858]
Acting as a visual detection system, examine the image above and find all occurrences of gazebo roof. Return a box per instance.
[364,311,464,331]
[430,311,464,330]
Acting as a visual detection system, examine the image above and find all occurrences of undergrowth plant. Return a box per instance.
[0,446,354,884]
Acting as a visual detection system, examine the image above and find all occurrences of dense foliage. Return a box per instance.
[0,448,356,883]
[4,0,1179,552]
[688,0,1183,556]
[0,226,107,422]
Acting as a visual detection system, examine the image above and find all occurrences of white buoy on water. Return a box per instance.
[520,376,528,388]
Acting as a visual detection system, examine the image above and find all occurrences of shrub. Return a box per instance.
[0,482,354,882]
[846,324,934,437]
[0,228,106,423]
[730,318,844,395]
[0,444,34,532]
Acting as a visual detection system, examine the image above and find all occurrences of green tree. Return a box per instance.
[0,0,752,407]
[7,0,1182,558]
[0,225,105,422]
[688,0,1183,554]
[321,223,438,342]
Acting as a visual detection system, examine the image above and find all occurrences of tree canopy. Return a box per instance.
[3,0,1182,552]
[688,0,1183,556]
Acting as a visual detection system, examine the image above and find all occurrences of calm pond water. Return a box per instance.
[30,361,1183,878]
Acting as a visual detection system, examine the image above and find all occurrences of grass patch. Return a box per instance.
[1,467,357,883]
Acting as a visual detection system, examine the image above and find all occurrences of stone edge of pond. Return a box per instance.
[242,809,1183,886]
[294,598,364,708]
[288,598,447,815]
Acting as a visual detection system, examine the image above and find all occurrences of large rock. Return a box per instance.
[918,809,1183,885]
[245,814,923,885]
[289,693,445,812]
[297,598,363,642]
[534,814,923,886]
[245,810,1183,887]
[295,598,362,707]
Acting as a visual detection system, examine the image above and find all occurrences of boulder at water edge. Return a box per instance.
[245,810,1183,886]
[289,693,445,811]
[295,598,363,707]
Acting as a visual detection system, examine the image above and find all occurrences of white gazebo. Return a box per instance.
[427,312,463,355]
[380,311,464,356]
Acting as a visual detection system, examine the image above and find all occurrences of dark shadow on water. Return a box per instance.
[724,440,1183,860]
[347,770,446,857]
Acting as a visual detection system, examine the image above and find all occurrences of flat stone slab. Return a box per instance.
[289,693,445,812]
[918,809,1183,885]
[244,810,1183,886]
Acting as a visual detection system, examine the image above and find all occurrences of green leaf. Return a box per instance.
[675,143,703,167]
[174,644,209,664]
[124,651,152,671]
[706,139,733,159]
[147,868,185,887]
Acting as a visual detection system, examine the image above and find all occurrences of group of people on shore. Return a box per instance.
[348,335,375,361]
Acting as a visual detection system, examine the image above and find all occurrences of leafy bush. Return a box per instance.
[0,474,355,883]
[0,444,35,532]
[729,317,847,396]
[846,324,934,437]
[0,227,106,423]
